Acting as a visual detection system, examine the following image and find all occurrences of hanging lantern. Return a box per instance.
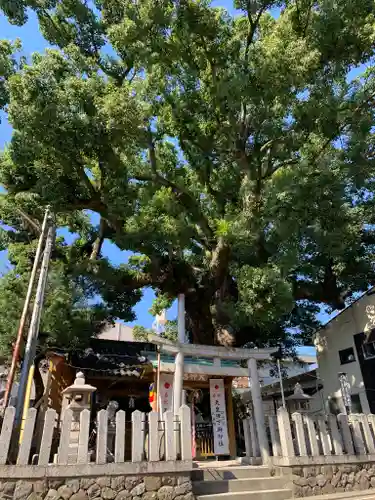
[129,396,135,409]
[188,389,202,404]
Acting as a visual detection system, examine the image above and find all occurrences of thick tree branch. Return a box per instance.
[293,274,347,310]
[146,128,214,244]
[90,217,107,260]
[257,88,375,182]
[210,237,231,288]
[77,165,99,201]
[16,208,41,234]
[244,1,271,62]
[294,0,314,37]
[239,2,271,153]
[40,6,132,86]
[307,89,375,166]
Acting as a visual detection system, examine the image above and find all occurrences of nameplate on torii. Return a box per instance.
[183,373,209,382]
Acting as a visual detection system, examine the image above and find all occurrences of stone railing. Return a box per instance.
[0,405,194,499]
[243,409,375,497]
[243,408,375,465]
[0,404,192,467]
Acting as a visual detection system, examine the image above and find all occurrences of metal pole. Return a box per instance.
[2,207,50,408]
[19,364,35,443]
[15,223,55,426]
[277,359,286,409]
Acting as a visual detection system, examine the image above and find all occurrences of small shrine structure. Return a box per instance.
[43,335,278,463]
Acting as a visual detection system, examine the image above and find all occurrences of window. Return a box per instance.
[296,401,310,411]
[328,395,362,414]
[351,394,363,413]
[363,341,375,360]
[339,347,356,365]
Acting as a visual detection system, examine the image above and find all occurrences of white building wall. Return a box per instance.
[316,291,375,414]
[259,361,316,387]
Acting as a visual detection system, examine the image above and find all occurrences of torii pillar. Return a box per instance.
[173,294,185,415]
[248,357,269,463]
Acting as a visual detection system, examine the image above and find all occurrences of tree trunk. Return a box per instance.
[185,293,216,344]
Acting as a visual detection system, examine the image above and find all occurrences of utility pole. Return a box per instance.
[277,358,286,409]
[2,207,50,408]
[272,345,286,409]
[15,221,55,427]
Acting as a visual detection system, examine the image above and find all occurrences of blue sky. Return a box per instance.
[0,1,345,354]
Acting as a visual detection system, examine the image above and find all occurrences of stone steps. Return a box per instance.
[195,488,292,500]
[192,465,292,500]
[193,476,285,495]
[191,465,272,481]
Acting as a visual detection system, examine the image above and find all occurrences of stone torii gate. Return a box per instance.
[150,335,275,463]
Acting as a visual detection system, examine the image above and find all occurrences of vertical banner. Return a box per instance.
[209,379,229,455]
[191,402,196,458]
[149,383,157,412]
[159,373,174,415]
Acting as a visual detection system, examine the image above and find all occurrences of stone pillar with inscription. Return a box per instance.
[61,372,96,463]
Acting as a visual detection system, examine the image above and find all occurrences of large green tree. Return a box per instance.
[1,0,375,348]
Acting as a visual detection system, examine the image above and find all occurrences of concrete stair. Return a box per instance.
[192,465,291,500]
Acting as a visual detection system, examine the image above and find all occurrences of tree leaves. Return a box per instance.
[1,0,375,348]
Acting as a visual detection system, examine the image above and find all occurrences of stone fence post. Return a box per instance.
[277,407,295,458]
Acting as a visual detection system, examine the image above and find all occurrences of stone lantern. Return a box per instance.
[286,383,312,413]
[60,372,96,463]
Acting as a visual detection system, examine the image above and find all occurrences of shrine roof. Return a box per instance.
[261,368,322,399]
[53,338,155,377]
